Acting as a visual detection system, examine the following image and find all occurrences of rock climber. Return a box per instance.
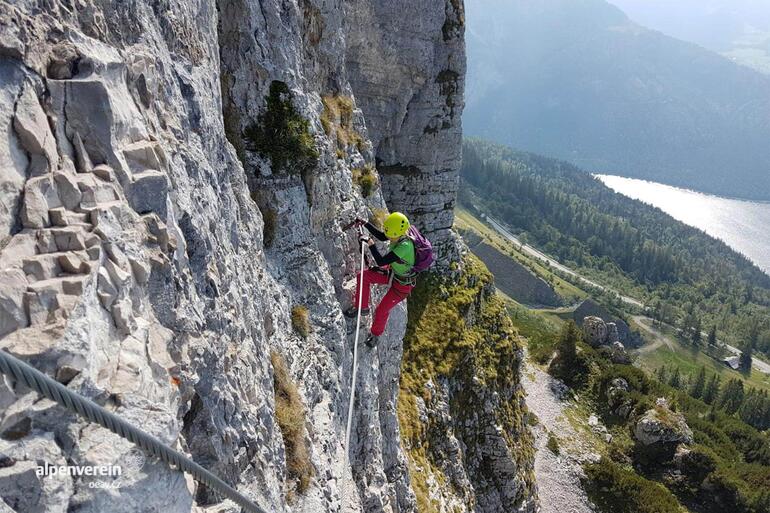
[344,212,423,348]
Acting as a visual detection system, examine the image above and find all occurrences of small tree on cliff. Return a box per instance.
[549,321,585,387]
[557,321,580,367]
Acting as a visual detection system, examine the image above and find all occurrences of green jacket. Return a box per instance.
[390,237,415,280]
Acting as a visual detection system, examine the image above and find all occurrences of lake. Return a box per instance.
[595,175,770,275]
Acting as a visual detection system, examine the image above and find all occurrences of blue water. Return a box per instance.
[596,175,770,275]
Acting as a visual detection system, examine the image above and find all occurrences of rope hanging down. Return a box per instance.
[344,225,367,469]
[0,349,267,513]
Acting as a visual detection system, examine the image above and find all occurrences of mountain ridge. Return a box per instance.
[465,0,770,201]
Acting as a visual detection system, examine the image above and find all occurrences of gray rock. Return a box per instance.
[345,0,466,263]
[111,298,136,335]
[634,407,694,446]
[0,433,73,513]
[610,341,631,364]
[21,176,62,229]
[97,268,118,309]
[72,131,94,173]
[583,316,608,347]
[53,170,83,210]
[606,378,633,418]
[0,269,29,337]
[127,170,168,217]
[0,233,37,270]
[0,60,28,237]
[13,83,59,174]
[550,378,571,400]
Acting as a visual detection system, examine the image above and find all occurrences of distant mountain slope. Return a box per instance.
[464,0,770,201]
[609,0,770,74]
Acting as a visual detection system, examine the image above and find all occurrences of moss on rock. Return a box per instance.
[271,351,314,499]
[243,81,318,173]
[352,163,379,198]
[397,254,535,510]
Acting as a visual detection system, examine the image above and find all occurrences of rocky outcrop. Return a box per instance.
[573,299,642,348]
[605,378,632,419]
[0,1,536,513]
[582,316,608,347]
[582,316,631,363]
[634,405,694,447]
[397,257,537,513]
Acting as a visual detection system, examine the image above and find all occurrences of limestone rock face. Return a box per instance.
[0,1,535,512]
[634,407,694,446]
[582,316,608,347]
[345,0,466,264]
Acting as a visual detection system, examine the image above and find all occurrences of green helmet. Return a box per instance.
[383,212,410,238]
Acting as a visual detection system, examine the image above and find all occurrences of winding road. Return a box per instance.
[485,215,644,308]
[632,315,770,375]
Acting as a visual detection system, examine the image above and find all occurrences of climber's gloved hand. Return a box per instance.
[354,218,366,227]
[358,233,373,246]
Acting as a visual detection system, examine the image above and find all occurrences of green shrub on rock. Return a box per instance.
[243,81,318,173]
[584,458,683,513]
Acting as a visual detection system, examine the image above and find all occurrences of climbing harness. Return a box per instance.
[0,349,266,513]
[344,223,367,469]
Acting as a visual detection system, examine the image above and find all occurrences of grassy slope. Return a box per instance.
[398,254,535,511]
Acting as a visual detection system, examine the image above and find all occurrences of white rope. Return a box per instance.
[344,226,367,469]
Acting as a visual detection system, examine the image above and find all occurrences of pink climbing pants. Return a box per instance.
[352,269,414,336]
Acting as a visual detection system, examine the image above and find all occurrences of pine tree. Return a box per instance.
[689,366,706,399]
[692,317,702,345]
[707,324,717,346]
[669,368,681,389]
[655,365,668,384]
[739,344,753,372]
[556,321,579,367]
[550,321,582,385]
[703,375,721,404]
[738,389,765,429]
[717,378,745,414]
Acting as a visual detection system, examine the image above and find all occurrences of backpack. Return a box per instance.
[407,226,434,273]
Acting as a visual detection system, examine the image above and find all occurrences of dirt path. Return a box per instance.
[522,352,596,513]
[632,315,675,353]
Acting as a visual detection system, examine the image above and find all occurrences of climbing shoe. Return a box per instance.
[365,333,379,348]
[344,306,369,318]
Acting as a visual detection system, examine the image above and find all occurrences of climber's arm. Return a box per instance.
[368,243,401,267]
[364,222,389,242]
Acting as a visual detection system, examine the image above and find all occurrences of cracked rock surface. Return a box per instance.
[0,1,536,512]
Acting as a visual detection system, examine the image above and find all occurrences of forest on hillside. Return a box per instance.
[460,138,770,358]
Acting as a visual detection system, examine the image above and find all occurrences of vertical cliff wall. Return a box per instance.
[0,1,535,512]
[344,0,466,264]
